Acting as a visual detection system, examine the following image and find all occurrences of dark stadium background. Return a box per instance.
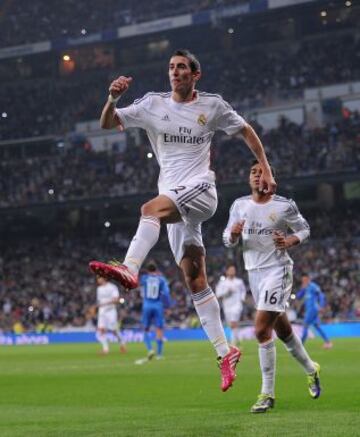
[0,0,359,334]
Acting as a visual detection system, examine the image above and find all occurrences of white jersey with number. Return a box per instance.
[223,195,310,271]
[97,282,119,315]
[215,277,246,311]
[116,91,246,191]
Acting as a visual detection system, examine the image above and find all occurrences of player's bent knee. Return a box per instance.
[255,325,272,343]
[186,276,208,292]
[141,200,157,216]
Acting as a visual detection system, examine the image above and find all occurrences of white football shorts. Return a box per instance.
[97,309,118,331]
[248,264,293,312]
[223,305,243,324]
[163,181,218,265]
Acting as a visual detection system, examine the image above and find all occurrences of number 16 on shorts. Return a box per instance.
[264,290,278,305]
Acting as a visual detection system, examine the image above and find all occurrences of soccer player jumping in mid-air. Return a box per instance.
[223,161,321,412]
[89,49,276,391]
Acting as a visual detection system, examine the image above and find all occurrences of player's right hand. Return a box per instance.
[260,169,277,194]
[109,76,133,98]
[230,220,245,241]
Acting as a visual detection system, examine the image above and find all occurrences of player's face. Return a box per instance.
[168,56,200,94]
[96,276,106,285]
[301,276,310,287]
[226,266,236,278]
[249,163,262,191]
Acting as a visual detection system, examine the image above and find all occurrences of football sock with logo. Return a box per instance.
[124,216,161,274]
[282,333,315,373]
[192,287,230,358]
[259,339,276,396]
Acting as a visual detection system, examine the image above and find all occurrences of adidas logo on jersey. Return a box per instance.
[161,114,170,121]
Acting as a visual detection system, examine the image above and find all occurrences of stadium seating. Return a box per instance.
[1,208,359,333]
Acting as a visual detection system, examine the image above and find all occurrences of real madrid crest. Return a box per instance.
[268,213,277,222]
[197,114,207,126]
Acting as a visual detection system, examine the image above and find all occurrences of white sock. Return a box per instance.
[123,215,160,274]
[234,328,242,344]
[229,328,235,345]
[115,331,125,346]
[192,287,230,358]
[282,333,315,374]
[259,340,276,396]
[96,332,109,353]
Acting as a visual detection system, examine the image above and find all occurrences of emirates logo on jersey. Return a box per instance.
[197,114,207,126]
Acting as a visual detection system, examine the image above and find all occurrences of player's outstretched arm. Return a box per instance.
[100,76,133,129]
[240,123,276,194]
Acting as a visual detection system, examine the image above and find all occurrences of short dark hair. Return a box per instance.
[251,159,276,178]
[226,264,236,270]
[171,49,201,73]
[146,261,157,272]
[302,272,310,277]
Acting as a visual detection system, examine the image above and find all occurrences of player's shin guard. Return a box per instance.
[124,216,160,274]
[282,332,315,374]
[192,287,230,357]
[258,339,276,397]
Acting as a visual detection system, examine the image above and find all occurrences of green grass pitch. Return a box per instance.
[0,339,359,437]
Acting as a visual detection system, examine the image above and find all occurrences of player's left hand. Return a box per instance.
[273,230,287,249]
[260,169,277,194]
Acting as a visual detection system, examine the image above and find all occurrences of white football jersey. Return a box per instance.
[215,277,246,310]
[116,91,246,191]
[96,282,119,314]
[223,195,310,271]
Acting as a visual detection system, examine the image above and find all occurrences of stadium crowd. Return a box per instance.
[1,111,359,207]
[0,0,243,48]
[0,33,359,142]
[1,208,359,333]
[0,0,359,337]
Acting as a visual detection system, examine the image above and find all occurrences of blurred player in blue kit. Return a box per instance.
[135,261,171,364]
[296,273,332,349]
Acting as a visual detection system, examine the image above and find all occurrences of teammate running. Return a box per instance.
[95,275,126,354]
[215,265,246,346]
[223,160,321,412]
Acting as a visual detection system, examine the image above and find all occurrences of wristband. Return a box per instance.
[108,94,120,104]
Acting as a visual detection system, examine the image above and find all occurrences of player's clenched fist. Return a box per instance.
[109,76,133,99]
[272,230,286,249]
[230,220,245,243]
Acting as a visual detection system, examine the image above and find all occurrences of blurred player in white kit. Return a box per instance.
[215,265,246,346]
[89,49,276,391]
[96,275,126,355]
